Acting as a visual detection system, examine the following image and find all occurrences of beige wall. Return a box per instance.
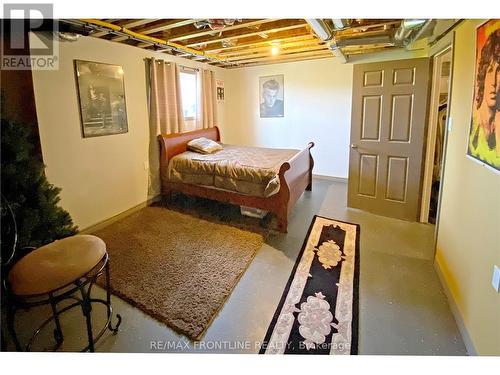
[435,20,500,355]
[31,33,227,230]
[222,58,353,178]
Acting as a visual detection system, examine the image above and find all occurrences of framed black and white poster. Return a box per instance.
[259,74,284,118]
[75,60,128,138]
[467,20,500,172]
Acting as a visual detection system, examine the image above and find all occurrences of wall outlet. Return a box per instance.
[492,265,500,293]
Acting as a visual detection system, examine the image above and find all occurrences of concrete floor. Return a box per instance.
[3,179,467,354]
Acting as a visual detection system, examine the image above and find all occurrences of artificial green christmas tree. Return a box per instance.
[1,117,78,250]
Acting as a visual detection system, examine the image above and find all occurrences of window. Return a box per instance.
[179,69,197,120]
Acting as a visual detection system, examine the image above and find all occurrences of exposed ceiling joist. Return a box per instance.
[218,39,322,57]
[233,49,333,65]
[203,34,317,54]
[226,44,328,62]
[112,19,197,42]
[79,18,437,68]
[92,19,160,38]
[74,19,235,66]
[186,23,309,47]
[235,54,333,68]
[168,19,278,42]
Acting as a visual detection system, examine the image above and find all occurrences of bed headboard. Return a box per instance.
[158,126,220,168]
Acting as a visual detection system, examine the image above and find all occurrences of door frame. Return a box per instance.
[419,44,454,223]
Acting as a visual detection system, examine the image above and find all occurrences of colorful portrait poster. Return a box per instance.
[467,19,500,172]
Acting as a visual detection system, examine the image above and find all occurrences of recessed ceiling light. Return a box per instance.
[271,46,280,55]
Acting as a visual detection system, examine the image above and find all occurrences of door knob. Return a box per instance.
[350,144,358,149]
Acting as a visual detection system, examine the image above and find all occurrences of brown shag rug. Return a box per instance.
[93,207,263,340]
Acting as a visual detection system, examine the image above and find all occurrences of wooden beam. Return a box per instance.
[218,38,321,57]
[336,28,395,42]
[121,19,161,29]
[92,19,160,38]
[341,43,394,51]
[226,44,328,61]
[168,19,278,42]
[112,19,197,42]
[186,23,309,47]
[234,53,334,68]
[234,49,332,64]
[203,34,317,53]
[344,46,394,55]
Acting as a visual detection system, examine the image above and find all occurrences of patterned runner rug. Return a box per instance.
[260,215,360,354]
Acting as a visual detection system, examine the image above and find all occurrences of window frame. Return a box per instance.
[179,66,198,122]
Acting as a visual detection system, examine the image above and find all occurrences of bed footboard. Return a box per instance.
[274,142,315,232]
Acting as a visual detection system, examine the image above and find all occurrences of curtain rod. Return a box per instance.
[145,57,217,73]
[145,57,198,69]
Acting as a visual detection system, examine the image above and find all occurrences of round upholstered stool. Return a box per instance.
[4,235,122,352]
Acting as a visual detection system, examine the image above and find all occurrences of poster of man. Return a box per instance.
[75,60,128,138]
[467,19,500,172]
[259,75,284,118]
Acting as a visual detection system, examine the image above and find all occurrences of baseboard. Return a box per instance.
[433,260,477,355]
[79,195,162,234]
[312,174,348,183]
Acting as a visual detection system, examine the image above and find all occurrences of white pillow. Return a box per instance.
[187,137,223,154]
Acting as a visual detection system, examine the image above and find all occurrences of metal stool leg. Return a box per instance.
[79,285,95,352]
[105,262,121,333]
[49,294,64,347]
[6,303,22,351]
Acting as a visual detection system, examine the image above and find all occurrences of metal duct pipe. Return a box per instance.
[305,19,332,41]
[57,32,81,42]
[394,19,427,41]
[404,19,434,46]
[332,19,352,30]
[394,19,434,46]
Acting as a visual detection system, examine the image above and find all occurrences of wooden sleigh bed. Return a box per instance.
[158,127,314,233]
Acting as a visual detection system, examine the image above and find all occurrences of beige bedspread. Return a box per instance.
[167,144,299,197]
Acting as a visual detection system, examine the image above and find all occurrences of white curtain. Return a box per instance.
[148,58,185,197]
[197,69,218,129]
[149,59,185,134]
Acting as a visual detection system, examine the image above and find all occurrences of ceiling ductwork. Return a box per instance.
[394,19,427,41]
[57,32,82,42]
[305,19,332,41]
[331,19,353,30]
[194,19,242,30]
[306,18,435,63]
[394,19,435,46]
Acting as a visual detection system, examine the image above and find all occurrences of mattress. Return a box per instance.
[167,144,299,197]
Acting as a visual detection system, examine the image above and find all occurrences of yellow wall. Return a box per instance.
[31,33,227,230]
[435,20,500,355]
